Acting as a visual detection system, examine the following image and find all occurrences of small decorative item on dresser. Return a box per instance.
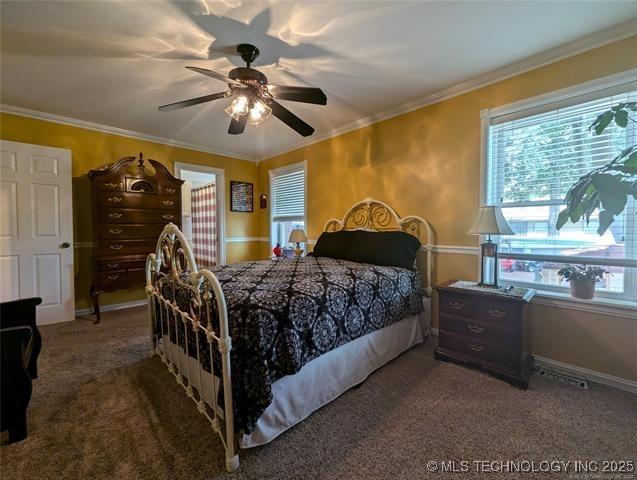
[288,229,307,257]
[273,243,282,258]
[558,264,607,299]
[467,206,514,288]
[434,280,535,388]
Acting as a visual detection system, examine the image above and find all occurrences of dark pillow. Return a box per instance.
[349,230,421,269]
[312,230,357,261]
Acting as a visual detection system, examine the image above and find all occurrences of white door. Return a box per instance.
[0,140,74,325]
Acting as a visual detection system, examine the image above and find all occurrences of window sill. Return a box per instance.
[530,289,636,318]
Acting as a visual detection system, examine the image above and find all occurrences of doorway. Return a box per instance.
[174,162,226,267]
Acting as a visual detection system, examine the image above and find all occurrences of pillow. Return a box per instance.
[311,230,357,261]
[349,230,421,269]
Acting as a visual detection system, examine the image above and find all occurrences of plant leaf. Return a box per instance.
[556,208,570,230]
[591,111,613,135]
[592,173,627,215]
[597,210,614,235]
[614,109,629,128]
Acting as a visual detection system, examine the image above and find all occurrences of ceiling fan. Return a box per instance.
[158,44,327,137]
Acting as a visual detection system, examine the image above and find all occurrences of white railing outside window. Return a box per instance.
[482,73,637,302]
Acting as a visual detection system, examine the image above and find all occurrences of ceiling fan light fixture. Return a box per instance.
[248,99,272,125]
[225,95,250,120]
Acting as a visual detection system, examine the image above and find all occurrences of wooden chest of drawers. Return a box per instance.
[88,153,183,323]
[434,280,535,388]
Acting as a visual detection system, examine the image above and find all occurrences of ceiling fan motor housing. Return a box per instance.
[229,67,268,86]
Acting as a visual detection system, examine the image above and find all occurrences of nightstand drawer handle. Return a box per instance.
[467,324,484,334]
[108,213,123,219]
[109,244,123,250]
[107,263,119,268]
[449,301,464,310]
[162,214,174,220]
[108,196,122,203]
[162,200,174,206]
[107,274,120,280]
[109,229,122,235]
[488,309,506,318]
[468,343,483,352]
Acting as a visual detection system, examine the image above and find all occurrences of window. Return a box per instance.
[484,79,637,301]
[270,162,306,252]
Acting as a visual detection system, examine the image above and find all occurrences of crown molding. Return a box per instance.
[0,104,259,163]
[259,19,637,162]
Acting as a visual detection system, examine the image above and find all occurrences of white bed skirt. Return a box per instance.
[162,300,430,449]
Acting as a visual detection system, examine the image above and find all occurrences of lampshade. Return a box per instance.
[289,229,307,243]
[467,206,514,235]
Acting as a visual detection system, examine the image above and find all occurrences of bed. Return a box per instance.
[145,198,433,471]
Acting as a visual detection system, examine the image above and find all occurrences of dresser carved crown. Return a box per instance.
[88,153,183,323]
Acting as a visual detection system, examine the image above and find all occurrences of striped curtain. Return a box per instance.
[191,182,216,268]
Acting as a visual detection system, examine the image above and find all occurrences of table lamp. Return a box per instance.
[288,229,307,257]
[467,206,514,288]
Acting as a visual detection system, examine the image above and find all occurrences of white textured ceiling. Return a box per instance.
[1,1,636,161]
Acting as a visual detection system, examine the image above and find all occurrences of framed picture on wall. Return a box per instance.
[230,181,254,212]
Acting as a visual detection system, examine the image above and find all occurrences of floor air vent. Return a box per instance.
[538,367,589,389]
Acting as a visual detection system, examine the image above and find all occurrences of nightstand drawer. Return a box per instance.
[439,293,474,318]
[476,300,521,326]
[439,314,518,346]
[438,331,518,370]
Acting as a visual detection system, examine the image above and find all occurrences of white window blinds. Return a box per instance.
[271,166,305,223]
[484,84,637,299]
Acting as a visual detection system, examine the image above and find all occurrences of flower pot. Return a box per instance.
[569,278,596,299]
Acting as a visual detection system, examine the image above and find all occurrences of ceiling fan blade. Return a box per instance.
[186,66,244,87]
[158,91,230,112]
[269,100,315,137]
[267,85,327,105]
[228,114,248,135]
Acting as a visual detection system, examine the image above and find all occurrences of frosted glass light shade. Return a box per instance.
[288,229,307,243]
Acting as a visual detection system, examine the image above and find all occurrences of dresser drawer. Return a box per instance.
[98,223,164,240]
[438,330,519,370]
[99,270,127,289]
[99,258,147,272]
[159,184,179,196]
[439,293,474,318]
[97,239,157,256]
[476,300,521,326]
[98,191,178,210]
[98,208,179,224]
[439,314,518,346]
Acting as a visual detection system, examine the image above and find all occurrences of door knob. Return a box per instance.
[60,242,71,249]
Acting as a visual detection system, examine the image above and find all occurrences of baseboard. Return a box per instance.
[75,299,146,317]
[533,355,636,394]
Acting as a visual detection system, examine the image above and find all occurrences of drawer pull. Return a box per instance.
[109,229,123,235]
[162,214,175,220]
[488,309,506,318]
[162,200,174,206]
[467,324,484,334]
[104,182,118,188]
[109,244,123,250]
[108,196,122,203]
[108,213,123,219]
[468,343,484,352]
[166,188,176,194]
[107,274,120,281]
[107,263,119,268]
[449,301,464,310]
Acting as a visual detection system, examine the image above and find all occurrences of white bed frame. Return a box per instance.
[145,198,433,472]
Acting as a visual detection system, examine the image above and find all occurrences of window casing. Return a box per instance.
[269,162,306,251]
[483,77,637,302]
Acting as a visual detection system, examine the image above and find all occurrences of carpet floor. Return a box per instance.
[1,307,635,480]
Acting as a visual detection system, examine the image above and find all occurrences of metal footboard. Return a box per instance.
[145,223,239,472]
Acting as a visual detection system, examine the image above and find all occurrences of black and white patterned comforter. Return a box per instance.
[156,256,424,434]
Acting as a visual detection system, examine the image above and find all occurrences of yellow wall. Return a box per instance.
[257,35,637,380]
[0,113,261,309]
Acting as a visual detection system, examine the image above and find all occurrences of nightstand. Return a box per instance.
[434,280,535,388]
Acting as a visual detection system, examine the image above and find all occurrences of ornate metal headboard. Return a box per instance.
[323,198,433,295]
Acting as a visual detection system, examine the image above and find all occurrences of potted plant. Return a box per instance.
[557,265,607,299]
